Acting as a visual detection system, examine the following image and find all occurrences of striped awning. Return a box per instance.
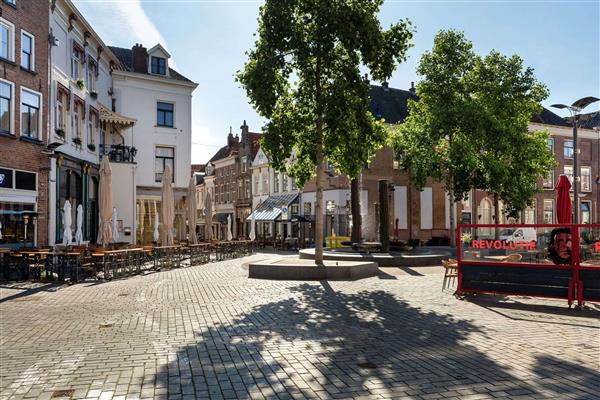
[247,193,299,222]
[98,103,136,127]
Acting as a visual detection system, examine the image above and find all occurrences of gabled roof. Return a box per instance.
[368,85,417,124]
[531,107,570,127]
[249,132,262,158]
[247,193,300,221]
[108,46,194,83]
[147,43,171,58]
[208,144,238,163]
[576,111,600,129]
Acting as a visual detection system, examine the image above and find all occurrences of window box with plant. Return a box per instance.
[55,128,65,138]
[87,143,96,152]
[76,79,85,90]
[72,137,82,146]
[89,90,97,99]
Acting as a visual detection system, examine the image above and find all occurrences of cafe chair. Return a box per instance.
[442,259,459,290]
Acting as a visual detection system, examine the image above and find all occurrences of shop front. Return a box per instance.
[0,167,41,249]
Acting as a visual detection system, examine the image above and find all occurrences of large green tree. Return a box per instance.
[392,30,479,246]
[392,30,554,245]
[238,0,413,263]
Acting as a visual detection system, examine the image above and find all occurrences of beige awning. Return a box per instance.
[98,103,136,127]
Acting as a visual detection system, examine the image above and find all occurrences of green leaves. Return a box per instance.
[237,0,414,186]
[391,29,555,216]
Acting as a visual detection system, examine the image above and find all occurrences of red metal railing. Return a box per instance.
[457,223,600,307]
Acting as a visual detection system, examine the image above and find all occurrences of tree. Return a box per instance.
[467,52,554,235]
[391,30,479,247]
[237,0,413,263]
[392,30,555,245]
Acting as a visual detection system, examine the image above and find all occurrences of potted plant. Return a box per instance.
[87,143,96,152]
[72,137,82,146]
[90,90,98,99]
[55,128,65,138]
[461,232,473,245]
[76,79,85,90]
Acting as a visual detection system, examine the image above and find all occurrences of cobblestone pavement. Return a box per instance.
[1,253,599,400]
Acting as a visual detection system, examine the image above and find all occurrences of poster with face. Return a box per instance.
[548,228,572,265]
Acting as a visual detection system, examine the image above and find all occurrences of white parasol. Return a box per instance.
[111,207,119,242]
[0,220,3,240]
[227,214,233,241]
[249,211,256,241]
[153,211,160,243]
[75,204,84,245]
[62,200,73,246]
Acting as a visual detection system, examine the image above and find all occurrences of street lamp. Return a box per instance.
[551,96,600,224]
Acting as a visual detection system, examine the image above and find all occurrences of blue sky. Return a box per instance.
[73,0,599,164]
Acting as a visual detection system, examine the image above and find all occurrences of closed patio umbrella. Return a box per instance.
[161,165,175,245]
[98,157,113,247]
[111,207,119,242]
[62,200,73,246]
[75,204,84,245]
[204,190,213,241]
[555,175,572,224]
[227,214,233,241]
[153,211,160,243]
[249,211,256,241]
[0,221,3,240]
[188,177,197,244]
[138,199,145,244]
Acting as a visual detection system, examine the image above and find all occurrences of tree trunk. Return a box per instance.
[493,193,500,240]
[350,176,361,243]
[314,57,324,265]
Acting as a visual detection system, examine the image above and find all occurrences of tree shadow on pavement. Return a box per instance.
[0,282,64,304]
[153,282,555,399]
[532,355,600,399]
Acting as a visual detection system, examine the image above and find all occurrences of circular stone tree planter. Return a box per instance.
[248,258,379,280]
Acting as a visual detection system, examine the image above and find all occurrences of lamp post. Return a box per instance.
[551,96,599,224]
[595,127,600,223]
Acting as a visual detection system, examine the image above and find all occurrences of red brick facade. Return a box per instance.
[0,1,50,245]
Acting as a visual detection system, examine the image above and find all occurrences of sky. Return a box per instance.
[72,0,600,164]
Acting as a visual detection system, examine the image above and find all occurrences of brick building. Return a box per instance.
[204,121,261,239]
[0,0,50,247]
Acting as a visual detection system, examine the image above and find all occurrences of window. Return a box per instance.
[581,167,591,192]
[564,140,573,159]
[581,201,591,224]
[290,204,299,216]
[543,199,554,224]
[0,80,12,134]
[0,18,14,61]
[262,172,268,194]
[542,168,554,189]
[238,181,243,200]
[547,138,554,153]
[155,146,174,182]
[274,173,279,193]
[20,89,40,139]
[4,0,16,6]
[241,157,247,173]
[0,167,13,188]
[56,89,67,131]
[245,178,250,199]
[254,175,259,194]
[291,178,297,191]
[151,56,166,75]
[87,60,97,92]
[157,102,173,127]
[71,44,84,80]
[283,175,288,192]
[304,202,311,216]
[564,166,573,188]
[88,109,97,146]
[326,200,335,213]
[73,100,83,140]
[15,170,36,191]
[523,201,536,224]
[20,31,34,70]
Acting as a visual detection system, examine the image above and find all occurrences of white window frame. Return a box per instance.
[543,199,554,224]
[88,109,97,148]
[542,168,554,190]
[580,200,592,224]
[0,78,15,135]
[580,166,591,193]
[564,165,574,191]
[55,88,68,134]
[0,17,15,62]
[72,100,82,140]
[19,87,42,140]
[155,146,175,183]
[564,140,574,159]
[87,58,97,92]
[71,42,83,80]
[20,30,34,71]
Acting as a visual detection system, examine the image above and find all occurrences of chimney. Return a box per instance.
[382,81,389,91]
[227,126,234,147]
[363,73,370,85]
[409,81,416,94]
[132,43,147,73]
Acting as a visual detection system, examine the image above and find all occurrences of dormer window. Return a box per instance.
[151,56,166,75]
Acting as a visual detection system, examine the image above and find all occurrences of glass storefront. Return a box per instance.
[0,202,36,248]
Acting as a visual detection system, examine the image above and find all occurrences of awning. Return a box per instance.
[247,193,299,222]
[98,103,136,127]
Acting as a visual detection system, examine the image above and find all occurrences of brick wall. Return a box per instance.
[0,1,50,245]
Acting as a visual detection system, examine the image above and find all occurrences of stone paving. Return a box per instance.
[0,253,599,400]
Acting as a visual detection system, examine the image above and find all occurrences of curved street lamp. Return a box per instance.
[551,96,600,224]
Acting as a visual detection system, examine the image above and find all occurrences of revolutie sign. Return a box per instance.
[469,240,536,251]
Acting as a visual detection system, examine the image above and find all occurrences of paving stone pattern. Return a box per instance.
[1,253,599,399]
